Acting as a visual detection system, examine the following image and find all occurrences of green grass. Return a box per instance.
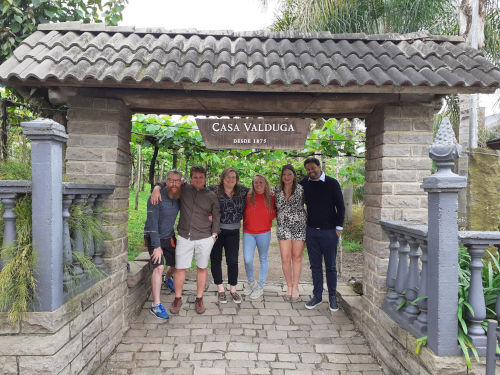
[128,186,151,261]
[342,239,363,252]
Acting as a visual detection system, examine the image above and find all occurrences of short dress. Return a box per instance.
[273,184,307,241]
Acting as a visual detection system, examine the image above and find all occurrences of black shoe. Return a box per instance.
[329,295,339,312]
[305,296,322,309]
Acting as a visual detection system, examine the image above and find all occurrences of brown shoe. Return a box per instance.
[230,292,242,304]
[170,297,182,314]
[195,297,206,314]
[217,291,227,304]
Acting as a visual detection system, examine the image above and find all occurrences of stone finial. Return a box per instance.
[429,117,461,162]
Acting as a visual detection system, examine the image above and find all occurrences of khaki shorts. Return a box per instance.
[176,235,214,269]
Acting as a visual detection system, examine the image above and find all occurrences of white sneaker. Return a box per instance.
[243,280,257,296]
[250,284,264,300]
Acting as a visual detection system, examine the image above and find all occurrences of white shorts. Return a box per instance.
[175,235,214,269]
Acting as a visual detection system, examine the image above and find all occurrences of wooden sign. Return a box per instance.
[196,118,310,150]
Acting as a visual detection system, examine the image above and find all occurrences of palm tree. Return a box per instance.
[270,0,499,66]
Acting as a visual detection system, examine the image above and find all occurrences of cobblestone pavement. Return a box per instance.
[102,281,382,375]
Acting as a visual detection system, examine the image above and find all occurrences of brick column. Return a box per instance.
[363,103,435,313]
[66,97,132,274]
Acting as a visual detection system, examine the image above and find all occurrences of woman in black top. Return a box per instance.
[208,167,249,304]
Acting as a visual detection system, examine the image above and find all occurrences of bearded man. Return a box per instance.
[143,170,182,319]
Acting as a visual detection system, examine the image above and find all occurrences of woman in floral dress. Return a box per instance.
[273,164,306,302]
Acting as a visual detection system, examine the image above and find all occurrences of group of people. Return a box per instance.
[143,157,345,319]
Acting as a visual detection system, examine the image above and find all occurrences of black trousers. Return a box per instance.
[210,228,240,286]
[306,227,339,300]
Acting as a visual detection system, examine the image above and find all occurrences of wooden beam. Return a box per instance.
[52,87,408,117]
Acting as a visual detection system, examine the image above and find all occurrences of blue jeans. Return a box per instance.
[306,227,339,300]
[243,231,271,287]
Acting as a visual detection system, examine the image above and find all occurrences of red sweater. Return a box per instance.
[243,193,276,234]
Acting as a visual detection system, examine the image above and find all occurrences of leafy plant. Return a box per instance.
[0,160,31,180]
[457,246,500,369]
[0,0,128,66]
[415,336,427,355]
[0,195,35,323]
[68,199,110,249]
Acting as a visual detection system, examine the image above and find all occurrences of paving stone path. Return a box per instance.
[102,281,382,375]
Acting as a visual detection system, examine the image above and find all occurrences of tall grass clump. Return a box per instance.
[0,195,36,323]
[0,160,31,180]
[67,200,109,282]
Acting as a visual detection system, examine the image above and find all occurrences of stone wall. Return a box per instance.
[0,269,127,375]
[0,259,153,375]
[66,96,132,274]
[339,295,486,374]
[363,103,434,310]
[362,102,434,373]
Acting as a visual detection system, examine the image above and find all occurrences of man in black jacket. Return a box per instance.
[300,157,345,311]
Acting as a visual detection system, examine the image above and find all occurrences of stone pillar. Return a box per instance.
[422,118,466,355]
[22,119,68,311]
[66,97,132,274]
[363,103,434,313]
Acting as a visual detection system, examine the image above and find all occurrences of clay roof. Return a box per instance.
[0,21,499,92]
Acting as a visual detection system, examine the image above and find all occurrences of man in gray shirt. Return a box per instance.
[152,165,220,314]
[144,170,182,319]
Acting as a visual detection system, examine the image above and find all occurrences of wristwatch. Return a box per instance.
[212,234,218,239]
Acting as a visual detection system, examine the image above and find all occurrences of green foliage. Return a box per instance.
[457,246,500,369]
[342,204,364,244]
[0,0,128,65]
[484,0,500,66]
[0,192,109,323]
[272,0,457,35]
[415,336,427,355]
[128,186,150,261]
[0,160,31,180]
[68,199,110,249]
[71,250,104,283]
[130,114,366,189]
[0,195,36,323]
[342,239,363,252]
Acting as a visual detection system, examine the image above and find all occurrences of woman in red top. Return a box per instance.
[242,174,276,300]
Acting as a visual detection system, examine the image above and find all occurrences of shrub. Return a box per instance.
[343,204,363,244]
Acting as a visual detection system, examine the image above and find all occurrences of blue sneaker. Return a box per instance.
[150,303,169,319]
[329,295,339,312]
[305,296,322,310]
[164,278,175,293]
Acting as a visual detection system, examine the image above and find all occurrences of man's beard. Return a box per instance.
[167,187,181,199]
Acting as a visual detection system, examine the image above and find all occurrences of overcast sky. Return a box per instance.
[120,0,499,116]
[121,0,280,31]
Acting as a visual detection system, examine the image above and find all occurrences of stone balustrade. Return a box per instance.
[381,223,500,358]
[379,117,500,359]
[0,180,114,307]
[380,221,428,340]
[458,231,500,354]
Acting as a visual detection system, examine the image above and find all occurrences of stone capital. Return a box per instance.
[21,118,68,143]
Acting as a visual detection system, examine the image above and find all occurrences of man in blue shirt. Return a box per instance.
[300,157,345,312]
[144,170,182,319]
